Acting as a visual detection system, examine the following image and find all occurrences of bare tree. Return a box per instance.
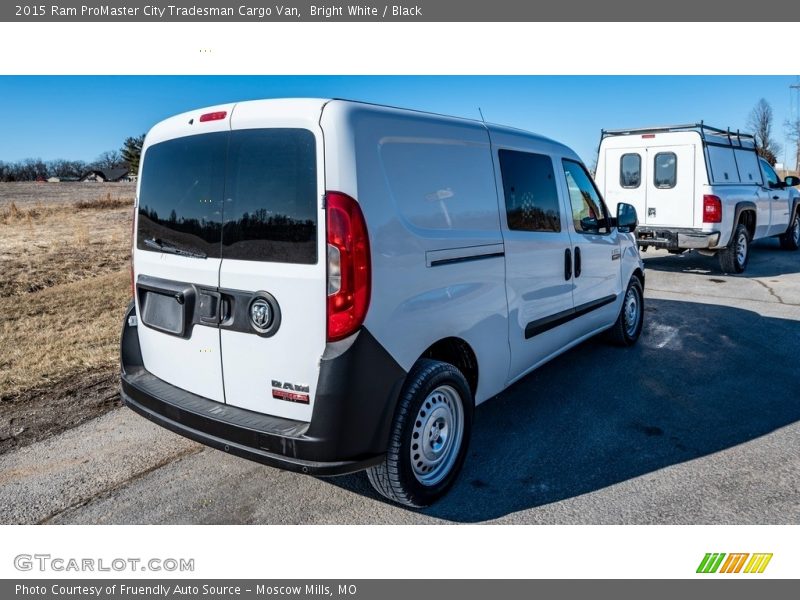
[747,99,782,166]
[93,150,125,170]
[786,117,800,172]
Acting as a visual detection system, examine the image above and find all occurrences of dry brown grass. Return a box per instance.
[0,183,134,401]
[0,199,132,297]
[0,270,130,399]
[74,193,133,211]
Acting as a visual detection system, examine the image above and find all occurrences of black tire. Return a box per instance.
[667,249,686,255]
[366,359,473,508]
[718,223,750,274]
[604,276,644,347]
[779,211,800,251]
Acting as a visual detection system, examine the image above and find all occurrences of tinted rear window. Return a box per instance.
[137,132,227,258]
[137,129,318,264]
[223,129,317,264]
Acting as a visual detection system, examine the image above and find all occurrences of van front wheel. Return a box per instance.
[604,277,644,347]
[367,359,473,507]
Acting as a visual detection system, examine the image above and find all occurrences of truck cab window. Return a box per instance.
[562,159,609,234]
[759,159,780,188]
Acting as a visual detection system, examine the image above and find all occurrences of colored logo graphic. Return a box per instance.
[696,553,773,574]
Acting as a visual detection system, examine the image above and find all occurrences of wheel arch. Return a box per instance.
[733,201,757,239]
[419,337,479,397]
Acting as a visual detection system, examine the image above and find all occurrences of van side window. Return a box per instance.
[654,152,677,189]
[759,158,780,188]
[562,159,610,234]
[620,153,641,188]
[498,149,561,233]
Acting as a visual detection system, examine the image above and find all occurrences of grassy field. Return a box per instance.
[0,182,135,453]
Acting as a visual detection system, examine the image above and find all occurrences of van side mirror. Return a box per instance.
[616,203,638,233]
[785,176,800,187]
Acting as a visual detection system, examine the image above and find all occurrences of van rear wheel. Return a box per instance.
[366,359,473,508]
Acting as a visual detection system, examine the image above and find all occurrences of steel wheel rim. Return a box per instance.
[410,385,464,486]
[736,231,748,266]
[793,217,800,245]
[623,285,640,338]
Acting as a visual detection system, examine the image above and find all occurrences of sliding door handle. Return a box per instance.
[564,248,572,280]
[574,246,582,278]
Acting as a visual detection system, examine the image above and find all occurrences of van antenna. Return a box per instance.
[478,107,486,123]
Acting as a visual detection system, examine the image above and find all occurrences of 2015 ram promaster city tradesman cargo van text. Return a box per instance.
[596,123,800,273]
[120,99,644,507]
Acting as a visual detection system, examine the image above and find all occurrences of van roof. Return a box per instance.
[326,97,570,151]
[147,97,575,161]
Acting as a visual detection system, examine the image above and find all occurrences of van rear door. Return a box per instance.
[134,106,233,402]
[218,100,326,422]
[645,145,695,227]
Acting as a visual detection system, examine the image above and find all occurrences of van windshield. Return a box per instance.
[137,129,318,264]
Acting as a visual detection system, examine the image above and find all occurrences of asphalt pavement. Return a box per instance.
[1,240,799,524]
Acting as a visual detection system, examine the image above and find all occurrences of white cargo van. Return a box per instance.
[121,99,645,506]
[596,123,800,273]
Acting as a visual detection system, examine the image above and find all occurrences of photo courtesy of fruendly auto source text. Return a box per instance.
[0,0,799,595]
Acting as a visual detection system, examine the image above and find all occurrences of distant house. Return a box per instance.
[47,177,61,183]
[80,167,130,182]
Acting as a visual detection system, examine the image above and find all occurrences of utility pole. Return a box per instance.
[791,81,800,172]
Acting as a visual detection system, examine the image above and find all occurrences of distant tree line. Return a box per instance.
[0,134,145,182]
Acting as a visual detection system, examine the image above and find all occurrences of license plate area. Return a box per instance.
[137,276,196,337]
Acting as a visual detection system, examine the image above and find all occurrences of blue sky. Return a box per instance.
[1,76,799,167]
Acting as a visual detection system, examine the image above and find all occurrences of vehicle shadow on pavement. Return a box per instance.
[642,239,800,277]
[330,298,800,521]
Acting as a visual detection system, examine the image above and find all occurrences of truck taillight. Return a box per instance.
[326,191,371,342]
[703,195,722,223]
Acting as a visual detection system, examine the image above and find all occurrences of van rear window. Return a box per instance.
[137,129,318,264]
[137,132,227,258]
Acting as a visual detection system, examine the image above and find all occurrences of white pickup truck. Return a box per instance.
[596,123,800,273]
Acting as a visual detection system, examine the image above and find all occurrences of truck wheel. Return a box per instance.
[604,276,644,347]
[366,359,473,508]
[779,212,800,250]
[718,223,750,273]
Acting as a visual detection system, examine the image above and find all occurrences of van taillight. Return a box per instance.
[326,191,371,342]
[703,195,722,223]
[130,204,136,297]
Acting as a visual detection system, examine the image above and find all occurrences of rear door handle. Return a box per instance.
[773,195,780,200]
[564,248,572,280]
[574,247,582,278]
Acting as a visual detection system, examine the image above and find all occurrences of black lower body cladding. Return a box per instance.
[119,302,408,475]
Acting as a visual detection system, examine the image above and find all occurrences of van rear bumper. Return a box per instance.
[120,303,406,476]
[637,227,721,250]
